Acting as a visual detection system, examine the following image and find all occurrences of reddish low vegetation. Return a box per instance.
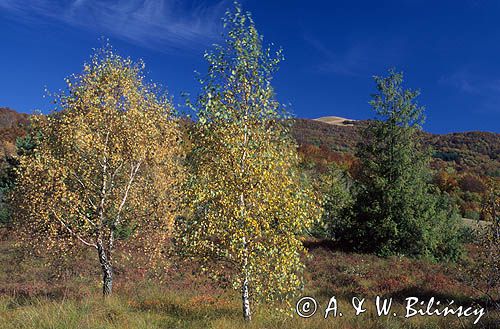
[0,227,491,307]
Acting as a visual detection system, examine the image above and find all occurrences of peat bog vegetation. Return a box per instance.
[0,3,499,329]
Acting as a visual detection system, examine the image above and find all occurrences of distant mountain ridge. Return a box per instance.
[0,107,498,176]
[292,118,500,176]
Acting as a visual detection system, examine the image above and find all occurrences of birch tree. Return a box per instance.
[13,46,184,295]
[180,4,321,321]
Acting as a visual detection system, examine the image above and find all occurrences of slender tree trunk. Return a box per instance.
[242,269,251,321]
[97,242,113,296]
[241,236,251,321]
[240,103,251,321]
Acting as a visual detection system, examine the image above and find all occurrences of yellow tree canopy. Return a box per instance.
[13,46,185,293]
[180,5,322,315]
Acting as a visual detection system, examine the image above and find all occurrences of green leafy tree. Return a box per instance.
[0,134,38,226]
[0,156,16,226]
[312,165,354,239]
[179,4,321,321]
[336,69,462,260]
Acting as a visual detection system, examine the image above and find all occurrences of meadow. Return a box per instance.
[1,229,498,329]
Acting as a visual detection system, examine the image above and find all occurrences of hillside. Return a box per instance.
[0,108,29,157]
[0,107,498,177]
[292,118,500,177]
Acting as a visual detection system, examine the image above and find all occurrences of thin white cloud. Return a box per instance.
[303,33,405,77]
[0,0,228,52]
[439,69,500,95]
[439,70,480,94]
[439,68,500,113]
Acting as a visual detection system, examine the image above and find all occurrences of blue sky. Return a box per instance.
[0,0,499,133]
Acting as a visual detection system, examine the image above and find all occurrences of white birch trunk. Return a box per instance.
[97,242,113,296]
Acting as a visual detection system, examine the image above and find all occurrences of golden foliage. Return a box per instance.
[13,46,184,270]
[179,6,322,310]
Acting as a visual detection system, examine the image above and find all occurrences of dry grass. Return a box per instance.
[1,292,498,329]
[0,231,498,328]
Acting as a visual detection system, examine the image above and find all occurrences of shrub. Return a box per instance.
[459,174,487,193]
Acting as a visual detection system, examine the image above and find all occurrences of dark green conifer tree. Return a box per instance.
[337,69,462,260]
